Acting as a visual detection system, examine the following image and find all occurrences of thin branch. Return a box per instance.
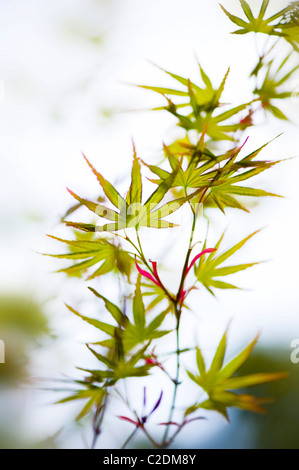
[121,428,138,449]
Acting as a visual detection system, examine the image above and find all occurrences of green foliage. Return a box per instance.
[186,331,288,419]
[278,3,299,51]
[56,386,106,421]
[141,280,174,313]
[220,1,299,50]
[46,0,295,449]
[139,65,252,141]
[66,278,170,357]
[65,151,197,232]
[80,343,151,385]
[45,233,133,280]
[194,231,260,294]
[0,296,49,338]
[58,281,171,419]
[0,296,50,386]
[139,62,224,112]
[253,53,299,120]
[145,137,281,213]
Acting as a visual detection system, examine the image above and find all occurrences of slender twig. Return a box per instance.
[176,212,197,302]
[123,231,142,257]
[135,228,175,302]
[161,180,212,447]
[161,211,198,446]
[121,428,138,449]
[136,229,148,267]
[91,393,108,449]
[164,422,185,448]
[141,425,161,448]
[161,311,181,447]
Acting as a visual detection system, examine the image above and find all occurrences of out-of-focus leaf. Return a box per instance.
[274,4,299,51]
[45,235,133,280]
[253,54,299,120]
[196,348,207,378]
[56,387,106,421]
[186,331,287,418]
[139,62,251,141]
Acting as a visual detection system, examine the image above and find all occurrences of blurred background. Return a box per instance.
[0,0,298,448]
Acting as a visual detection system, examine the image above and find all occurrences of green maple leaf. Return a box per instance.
[253,53,299,120]
[44,234,133,280]
[144,137,282,213]
[138,61,224,113]
[121,275,171,351]
[80,342,152,386]
[56,387,106,421]
[65,147,199,233]
[186,330,288,419]
[202,137,282,212]
[66,279,170,354]
[277,3,299,51]
[62,278,172,392]
[220,0,292,36]
[194,231,261,295]
[139,64,252,141]
[141,280,174,313]
[221,1,299,51]
[64,303,152,387]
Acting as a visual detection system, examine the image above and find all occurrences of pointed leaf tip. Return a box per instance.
[149,391,163,416]
[186,248,217,276]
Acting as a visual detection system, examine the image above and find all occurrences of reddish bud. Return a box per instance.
[135,257,163,289]
[118,416,139,427]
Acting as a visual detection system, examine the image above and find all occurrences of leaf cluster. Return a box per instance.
[139,64,252,141]
[58,277,170,418]
[46,1,293,446]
